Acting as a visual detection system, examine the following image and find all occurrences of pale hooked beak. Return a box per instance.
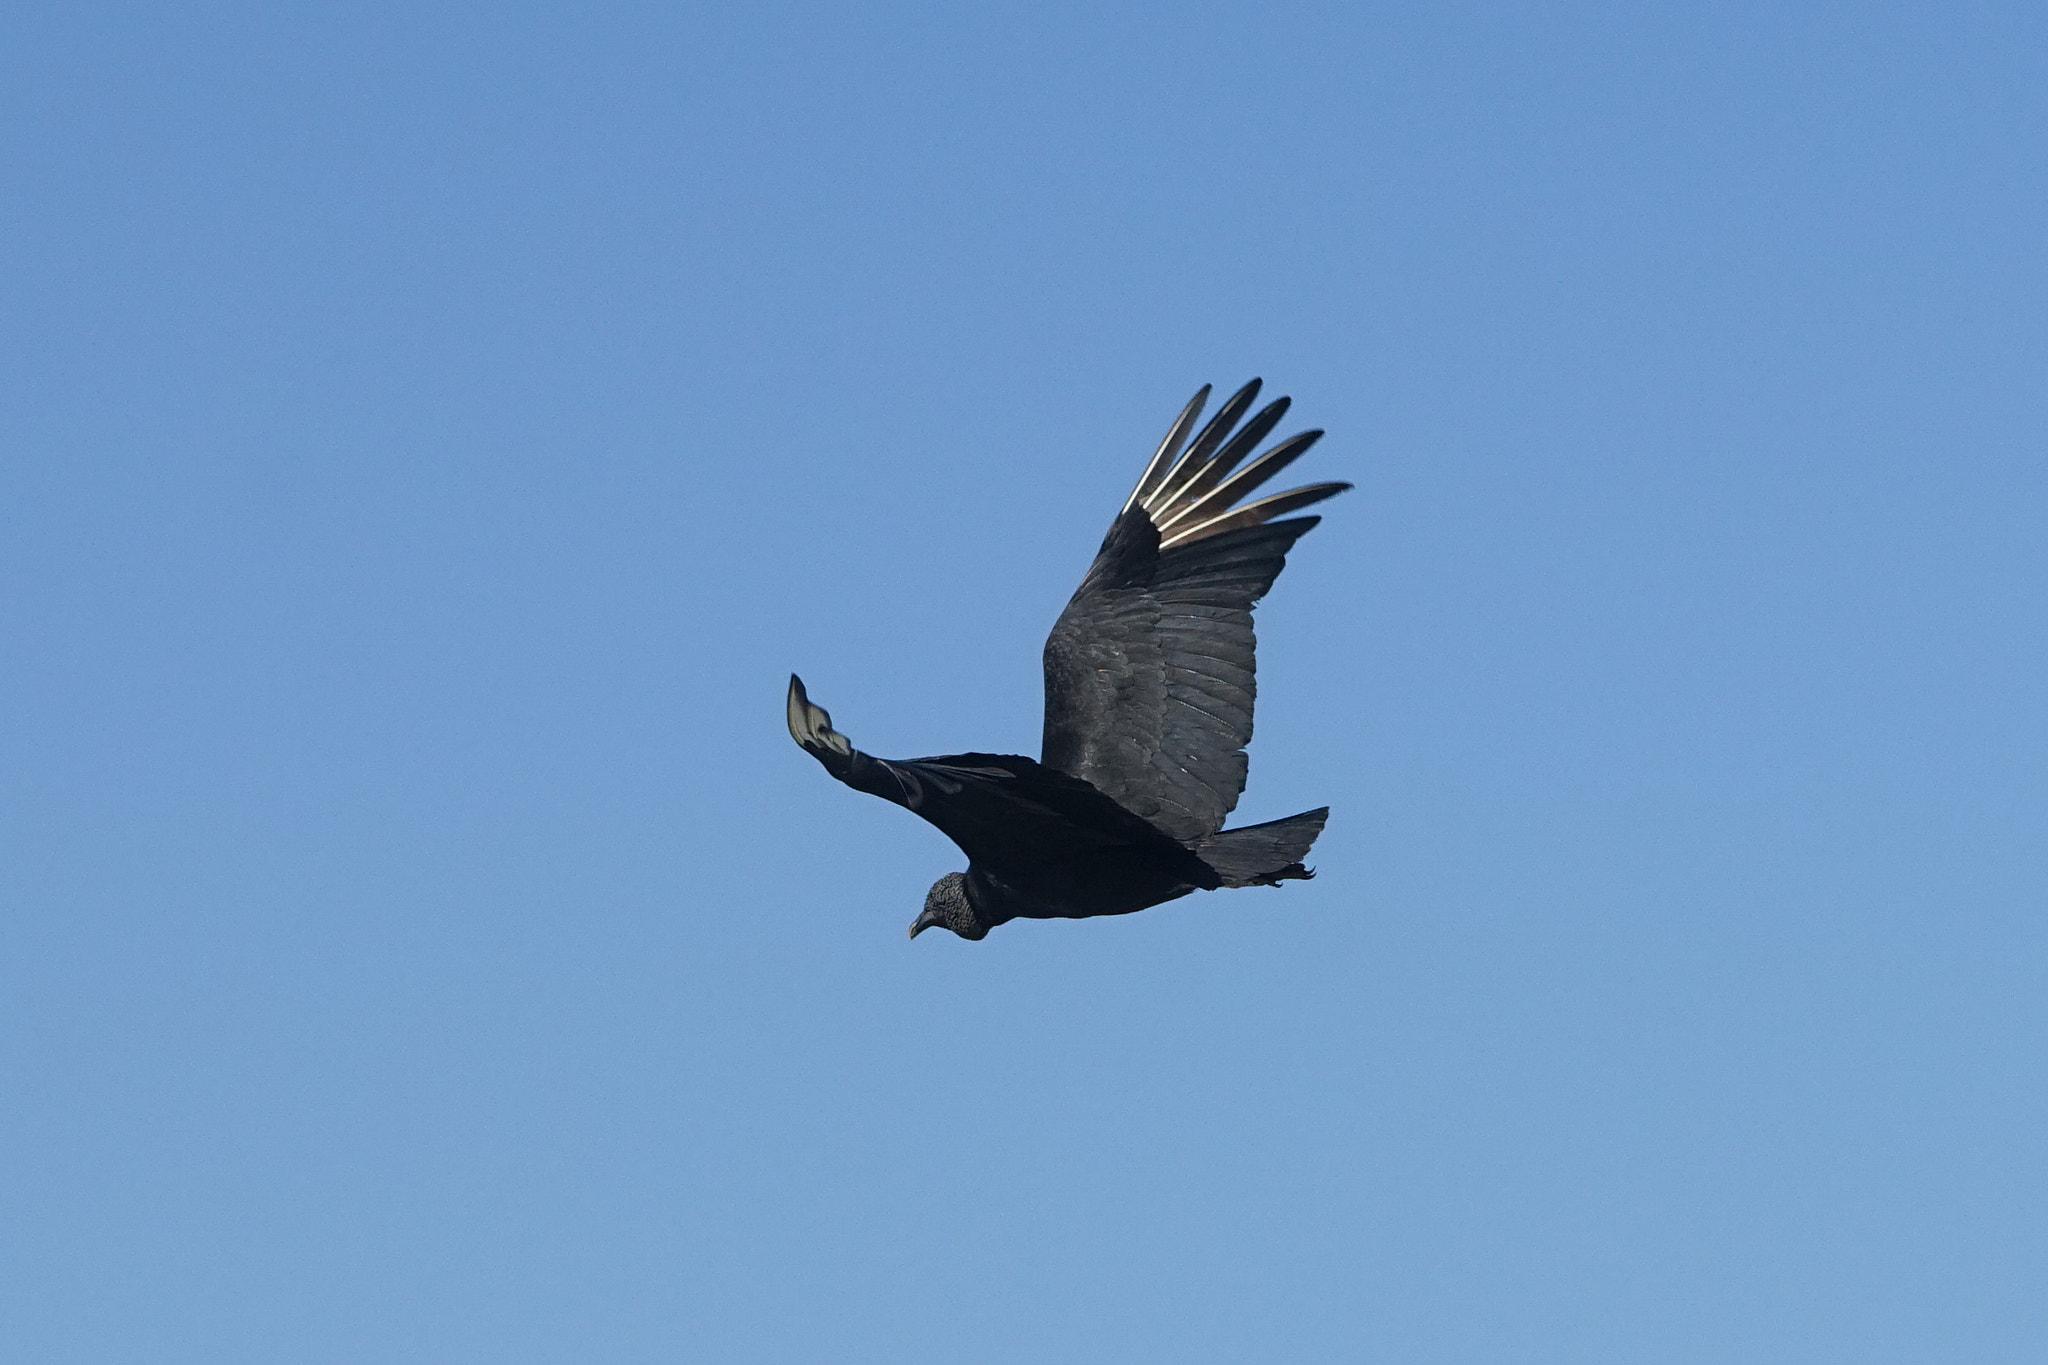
[786,674,853,758]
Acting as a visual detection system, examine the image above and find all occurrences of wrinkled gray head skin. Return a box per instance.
[910,872,987,941]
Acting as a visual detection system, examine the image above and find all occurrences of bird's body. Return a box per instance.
[788,380,1346,940]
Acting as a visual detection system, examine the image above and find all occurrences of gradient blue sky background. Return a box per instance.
[5,3,2045,1360]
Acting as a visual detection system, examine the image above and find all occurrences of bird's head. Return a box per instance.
[786,674,853,772]
[910,872,988,941]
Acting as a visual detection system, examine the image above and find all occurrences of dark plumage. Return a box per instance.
[788,380,1348,940]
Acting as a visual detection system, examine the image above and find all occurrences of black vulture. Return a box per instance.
[787,379,1349,940]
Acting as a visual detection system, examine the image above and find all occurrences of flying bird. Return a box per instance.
[788,379,1348,940]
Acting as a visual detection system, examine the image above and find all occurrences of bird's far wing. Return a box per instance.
[840,751,1211,882]
[1040,381,1348,842]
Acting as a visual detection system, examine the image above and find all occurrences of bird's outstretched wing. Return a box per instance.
[791,674,1203,873]
[1040,381,1348,842]
[840,750,1215,887]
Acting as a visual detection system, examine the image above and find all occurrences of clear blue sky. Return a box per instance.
[5,2,2044,1360]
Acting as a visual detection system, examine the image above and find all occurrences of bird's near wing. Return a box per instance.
[1040,380,1349,842]
[841,751,1215,886]
[788,674,1210,881]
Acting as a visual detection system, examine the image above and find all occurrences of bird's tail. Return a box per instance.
[1192,807,1330,888]
[1119,380,1352,550]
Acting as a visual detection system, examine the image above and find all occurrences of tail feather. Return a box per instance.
[1122,381,1352,551]
[1193,807,1330,888]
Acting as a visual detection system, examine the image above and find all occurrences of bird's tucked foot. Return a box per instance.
[1244,862,1314,887]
